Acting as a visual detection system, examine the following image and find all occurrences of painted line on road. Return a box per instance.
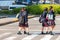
[40,35,53,40]
[31,17,60,20]
[0,32,11,38]
[22,35,38,40]
[0,29,60,31]
[56,36,60,40]
[32,18,39,20]
[0,29,16,30]
[30,30,60,31]
[3,36,16,40]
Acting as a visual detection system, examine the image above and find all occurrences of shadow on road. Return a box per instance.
[29,31,60,35]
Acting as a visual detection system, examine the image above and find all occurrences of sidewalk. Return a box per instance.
[0,15,36,26]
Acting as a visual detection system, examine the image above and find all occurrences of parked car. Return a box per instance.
[39,1,50,4]
[8,5,26,10]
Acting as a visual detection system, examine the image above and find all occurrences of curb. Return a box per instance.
[0,16,36,26]
[0,16,7,19]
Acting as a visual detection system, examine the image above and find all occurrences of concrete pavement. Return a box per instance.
[0,16,60,40]
[0,15,36,26]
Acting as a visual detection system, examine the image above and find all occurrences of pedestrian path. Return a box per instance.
[31,17,60,21]
[0,32,60,40]
[0,15,35,26]
[0,16,60,40]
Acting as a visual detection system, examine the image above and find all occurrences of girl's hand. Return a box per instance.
[25,22,28,24]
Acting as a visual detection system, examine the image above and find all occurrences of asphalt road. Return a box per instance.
[0,16,60,40]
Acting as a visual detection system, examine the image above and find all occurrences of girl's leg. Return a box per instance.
[52,25,55,31]
[41,27,44,34]
[17,27,22,34]
[25,27,30,35]
[49,26,54,35]
[49,26,52,31]
[45,27,49,34]
[44,22,48,34]
[23,27,27,34]
[41,23,45,34]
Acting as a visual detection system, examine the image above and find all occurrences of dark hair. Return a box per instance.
[44,8,48,11]
[20,7,26,11]
[49,6,53,10]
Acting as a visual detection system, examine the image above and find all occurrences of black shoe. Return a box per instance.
[27,32,30,35]
[49,31,54,35]
[46,32,49,34]
[41,32,45,34]
[24,31,27,34]
[17,31,22,35]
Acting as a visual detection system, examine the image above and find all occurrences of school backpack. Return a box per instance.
[39,15,45,23]
[46,13,54,20]
[19,16,24,24]
[39,15,42,23]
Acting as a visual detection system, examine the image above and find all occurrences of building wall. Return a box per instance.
[54,0,60,4]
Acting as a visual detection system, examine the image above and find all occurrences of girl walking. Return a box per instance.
[46,6,55,35]
[17,7,29,35]
[39,8,48,34]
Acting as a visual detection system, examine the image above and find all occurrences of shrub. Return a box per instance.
[0,4,60,15]
[56,7,60,14]
[0,8,21,15]
[27,4,60,15]
[12,8,21,14]
[26,5,41,15]
[0,10,12,14]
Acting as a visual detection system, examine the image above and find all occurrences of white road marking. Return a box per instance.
[40,35,53,40]
[0,29,16,30]
[32,17,39,20]
[33,18,39,20]
[0,32,11,38]
[22,35,38,40]
[30,30,60,32]
[56,36,60,40]
[3,36,16,40]
[56,18,60,20]
[31,17,60,20]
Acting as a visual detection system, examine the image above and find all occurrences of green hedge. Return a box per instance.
[0,4,60,15]
[26,4,60,15]
[0,8,21,15]
[26,5,41,15]
[12,8,21,14]
[0,10,12,14]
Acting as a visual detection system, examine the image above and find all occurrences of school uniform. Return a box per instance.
[41,11,48,27]
[18,11,28,27]
[47,10,55,26]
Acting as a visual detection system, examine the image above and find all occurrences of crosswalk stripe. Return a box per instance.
[22,35,38,40]
[40,35,53,40]
[32,17,60,20]
[32,18,39,20]
[0,32,11,38]
[0,29,16,30]
[3,36,16,40]
[56,36,60,40]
